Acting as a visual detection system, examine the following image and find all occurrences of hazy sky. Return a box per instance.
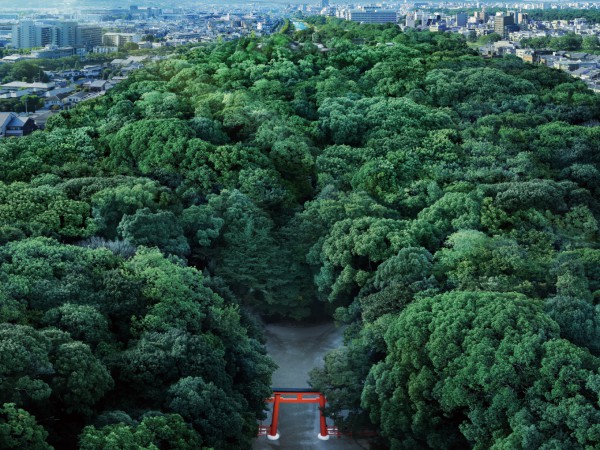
[0,0,305,11]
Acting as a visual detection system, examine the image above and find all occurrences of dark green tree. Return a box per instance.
[0,403,51,450]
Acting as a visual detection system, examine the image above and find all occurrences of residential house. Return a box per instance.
[0,113,12,137]
[45,86,75,99]
[63,91,88,108]
[44,96,63,109]
[0,89,32,99]
[82,65,103,78]
[571,67,600,81]
[30,110,57,130]
[0,112,38,138]
[1,82,55,94]
[110,55,148,68]
[89,80,112,92]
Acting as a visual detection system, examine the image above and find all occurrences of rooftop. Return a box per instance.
[1,81,55,90]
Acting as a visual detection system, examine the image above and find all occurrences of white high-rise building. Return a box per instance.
[12,21,58,49]
[11,21,37,49]
[11,20,90,50]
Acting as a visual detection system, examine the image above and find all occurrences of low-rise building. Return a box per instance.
[93,45,118,54]
[1,54,32,63]
[0,89,32,99]
[1,82,55,93]
[103,32,141,47]
[516,48,536,63]
[82,65,103,78]
[44,96,62,109]
[63,91,88,107]
[29,110,57,130]
[88,80,112,92]
[30,45,76,59]
[0,112,37,138]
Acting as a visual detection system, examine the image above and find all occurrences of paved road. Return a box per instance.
[253,322,367,450]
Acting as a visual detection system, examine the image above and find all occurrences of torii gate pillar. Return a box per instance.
[317,393,329,440]
[267,393,281,440]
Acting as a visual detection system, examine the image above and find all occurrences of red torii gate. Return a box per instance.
[260,389,330,441]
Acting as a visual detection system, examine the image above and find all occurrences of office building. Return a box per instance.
[347,9,398,24]
[474,10,489,23]
[494,14,518,38]
[76,25,103,50]
[456,12,468,27]
[53,21,77,47]
[38,25,56,47]
[13,22,56,49]
[516,12,529,25]
[11,21,37,48]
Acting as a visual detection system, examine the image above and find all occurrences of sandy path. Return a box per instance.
[253,322,367,450]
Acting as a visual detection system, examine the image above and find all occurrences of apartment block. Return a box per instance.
[76,25,103,50]
[103,32,141,47]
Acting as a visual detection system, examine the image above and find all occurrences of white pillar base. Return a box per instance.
[318,433,330,441]
[267,433,280,441]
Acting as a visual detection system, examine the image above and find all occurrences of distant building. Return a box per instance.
[1,81,55,93]
[63,91,88,108]
[346,8,398,24]
[103,32,141,47]
[516,48,536,63]
[76,25,103,50]
[320,0,329,8]
[1,54,31,63]
[474,10,489,24]
[11,21,37,49]
[11,20,94,50]
[516,12,529,25]
[89,80,112,92]
[82,65,103,77]
[30,45,76,59]
[29,110,57,130]
[493,40,518,56]
[494,14,519,38]
[456,12,468,27]
[430,22,447,32]
[93,45,118,54]
[53,21,77,47]
[44,96,62,109]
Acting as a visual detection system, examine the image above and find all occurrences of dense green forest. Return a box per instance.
[2,16,600,449]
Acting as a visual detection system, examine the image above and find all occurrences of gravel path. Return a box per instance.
[253,322,367,450]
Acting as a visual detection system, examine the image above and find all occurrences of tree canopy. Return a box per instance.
[1,16,600,450]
